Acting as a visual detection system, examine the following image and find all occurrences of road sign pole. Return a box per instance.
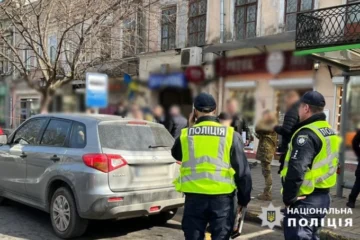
[336,74,350,197]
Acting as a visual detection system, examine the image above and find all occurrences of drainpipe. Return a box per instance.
[218,0,225,112]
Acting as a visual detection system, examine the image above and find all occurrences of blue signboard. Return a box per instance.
[86,73,108,108]
[148,73,187,89]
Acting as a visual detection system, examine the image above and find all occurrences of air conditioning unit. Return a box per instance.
[181,47,202,67]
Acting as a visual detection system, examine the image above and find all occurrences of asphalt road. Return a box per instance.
[0,199,284,240]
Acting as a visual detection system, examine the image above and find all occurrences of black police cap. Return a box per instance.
[300,91,326,107]
[194,93,217,113]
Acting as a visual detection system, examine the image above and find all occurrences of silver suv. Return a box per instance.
[0,114,184,239]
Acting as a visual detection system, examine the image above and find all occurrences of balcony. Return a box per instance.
[295,2,360,72]
[295,2,360,51]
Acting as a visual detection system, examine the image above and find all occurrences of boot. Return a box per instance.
[257,193,272,201]
[346,202,355,208]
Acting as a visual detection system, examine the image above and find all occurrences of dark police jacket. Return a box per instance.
[171,116,252,207]
[282,113,330,206]
[275,101,300,153]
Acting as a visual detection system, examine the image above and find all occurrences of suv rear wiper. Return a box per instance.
[149,145,171,149]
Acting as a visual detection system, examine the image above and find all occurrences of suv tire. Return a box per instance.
[50,187,88,239]
[151,208,178,225]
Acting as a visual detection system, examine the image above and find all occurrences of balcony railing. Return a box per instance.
[296,2,360,50]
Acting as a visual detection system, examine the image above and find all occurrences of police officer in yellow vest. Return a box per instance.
[281,91,341,240]
[171,93,252,240]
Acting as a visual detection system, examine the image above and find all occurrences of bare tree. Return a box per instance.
[0,0,152,112]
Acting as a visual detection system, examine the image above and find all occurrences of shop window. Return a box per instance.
[336,84,360,132]
[188,0,207,47]
[229,89,255,126]
[235,0,257,40]
[161,6,177,51]
[285,0,314,31]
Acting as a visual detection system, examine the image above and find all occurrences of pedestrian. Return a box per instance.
[347,128,360,208]
[171,93,252,240]
[114,100,128,117]
[128,104,144,120]
[281,91,341,240]
[170,105,188,139]
[153,105,175,135]
[255,110,278,201]
[274,90,300,174]
[226,98,252,146]
[218,112,232,127]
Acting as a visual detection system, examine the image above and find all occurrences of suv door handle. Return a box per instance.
[50,155,60,162]
[20,152,27,158]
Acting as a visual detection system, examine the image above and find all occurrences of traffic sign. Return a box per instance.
[86,73,108,108]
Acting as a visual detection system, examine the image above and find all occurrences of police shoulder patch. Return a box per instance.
[296,135,308,146]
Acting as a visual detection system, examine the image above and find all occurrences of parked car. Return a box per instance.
[0,114,184,239]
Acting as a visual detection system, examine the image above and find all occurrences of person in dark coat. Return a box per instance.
[226,98,252,146]
[274,90,300,174]
[347,129,360,208]
[114,101,128,117]
[169,105,188,139]
[153,105,175,136]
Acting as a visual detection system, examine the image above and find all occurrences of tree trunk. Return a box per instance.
[40,91,53,114]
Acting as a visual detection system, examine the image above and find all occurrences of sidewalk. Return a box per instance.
[247,163,360,240]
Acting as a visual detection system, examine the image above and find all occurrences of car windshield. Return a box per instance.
[98,123,174,151]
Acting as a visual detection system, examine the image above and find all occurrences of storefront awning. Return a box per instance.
[203,31,296,53]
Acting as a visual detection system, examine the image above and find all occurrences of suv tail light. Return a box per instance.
[83,154,127,173]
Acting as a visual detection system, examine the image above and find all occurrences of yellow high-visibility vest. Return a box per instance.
[281,120,342,196]
[173,121,236,194]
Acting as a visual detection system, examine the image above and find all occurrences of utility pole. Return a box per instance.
[218,0,225,112]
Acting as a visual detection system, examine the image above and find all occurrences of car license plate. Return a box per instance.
[135,165,167,177]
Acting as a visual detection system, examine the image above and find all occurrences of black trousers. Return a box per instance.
[182,193,235,240]
[349,164,360,203]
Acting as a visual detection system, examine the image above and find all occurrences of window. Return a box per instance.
[98,124,174,151]
[24,49,31,70]
[69,122,86,148]
[161,6,177,50]
[13,118,47,145]
[41,119,72,147]
[99,26,112,59]
[285,0,314,31]
[229,89,255,126]
[48,34,57,64]
[188,0,207,47]
[122,19,136,57]
[235,0,257,40]
[347,0,360,24]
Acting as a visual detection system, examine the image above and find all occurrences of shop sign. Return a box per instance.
[148,73,187,89]
[185,66,205,84]
[215,51,313,77]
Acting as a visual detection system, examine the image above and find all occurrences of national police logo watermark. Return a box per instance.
[258,203,283,229]
[267,211,276,223]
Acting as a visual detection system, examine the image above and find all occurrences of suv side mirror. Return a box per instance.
[0,135,8,145]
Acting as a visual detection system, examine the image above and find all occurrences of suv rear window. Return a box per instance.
[98,124,175,151]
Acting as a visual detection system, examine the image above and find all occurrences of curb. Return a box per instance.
[245,209,358,240]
